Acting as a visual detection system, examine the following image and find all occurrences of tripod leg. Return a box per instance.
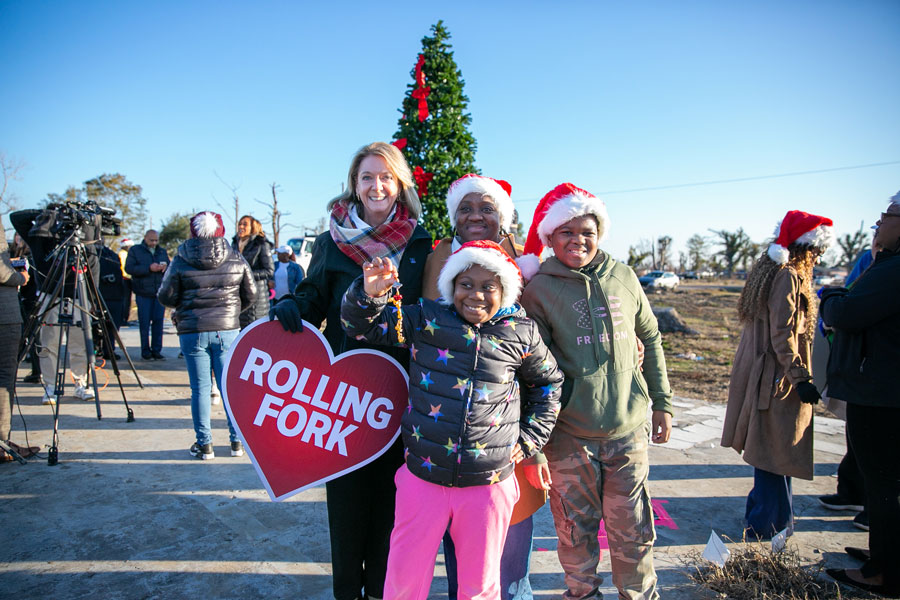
[0,440,27,465]
[79,250,137,422]
[48,300,74,467]
[73,271,103,420]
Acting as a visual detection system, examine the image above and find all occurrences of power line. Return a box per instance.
[511,160,900,203]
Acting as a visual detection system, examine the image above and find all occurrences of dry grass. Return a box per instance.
[648,285,744,403]
[684,540,857,599]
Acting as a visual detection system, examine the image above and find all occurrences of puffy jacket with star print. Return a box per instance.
[341,276,563,488]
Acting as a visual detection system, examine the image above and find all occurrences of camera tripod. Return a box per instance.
[18,230,142,465]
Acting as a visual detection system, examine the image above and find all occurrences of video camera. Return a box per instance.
[28,199,121,241]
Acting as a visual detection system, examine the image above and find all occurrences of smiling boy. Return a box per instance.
[519,183,673,600]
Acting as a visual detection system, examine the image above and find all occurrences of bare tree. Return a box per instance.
[212,171,241,230]
[740,241,763,272]
[836,221,871,269]
[685,234,709,271]
[710,227,752,277]
[255,182,298,247]
[656,235,672,270]
[627,239,654,269]
[0,152,26,217]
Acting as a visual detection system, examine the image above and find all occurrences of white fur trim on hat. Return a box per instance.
[767,243,791,264]
[516,254,542,282]
[536,191,610,246]
[437,245,523,309]
[445,175,514,231]
[794,223,834,249]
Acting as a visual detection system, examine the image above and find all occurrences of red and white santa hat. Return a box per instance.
[190,211,226,238]
[438,239,523,308]
[445,174,514,231]
[517,183,610,280]
[767,210,833,264]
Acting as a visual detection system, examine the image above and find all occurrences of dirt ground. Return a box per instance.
[645,282,745,403]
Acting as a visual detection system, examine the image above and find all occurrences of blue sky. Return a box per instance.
[2,1,898,263]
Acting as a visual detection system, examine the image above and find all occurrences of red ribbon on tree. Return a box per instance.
[413,166,434,197]
[392,138,408,150]
[415,54,426,87]
[411,87,431,122]
[412,53,430,122]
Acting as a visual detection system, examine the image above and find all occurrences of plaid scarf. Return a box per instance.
[329,200,417,267]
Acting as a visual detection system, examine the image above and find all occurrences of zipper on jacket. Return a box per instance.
[586,275,607,368]
[452,325,481,486]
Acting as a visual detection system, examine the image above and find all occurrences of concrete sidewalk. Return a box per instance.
[1,323,872,599]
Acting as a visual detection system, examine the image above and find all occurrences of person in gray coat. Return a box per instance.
[1,214,34,460]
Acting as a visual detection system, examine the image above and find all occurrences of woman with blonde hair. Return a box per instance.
[232,214,274,329]
[272,141,431,600]
[722,209,833,540]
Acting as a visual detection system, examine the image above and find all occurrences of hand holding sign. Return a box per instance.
[270,297,304,333]
[222,319,409,501]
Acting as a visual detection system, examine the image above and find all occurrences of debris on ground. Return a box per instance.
[685,540,851,599]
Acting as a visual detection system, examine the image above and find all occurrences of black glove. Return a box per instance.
[270,298,304,333]
[795,381,821,405]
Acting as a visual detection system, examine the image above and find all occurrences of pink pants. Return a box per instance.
[384,465,520,600]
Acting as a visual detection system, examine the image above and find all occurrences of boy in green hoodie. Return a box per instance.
[519,183,673,600]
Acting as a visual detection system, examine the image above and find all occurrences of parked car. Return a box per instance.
[285,235,318,272]
[813,274,836,287]
[639,270,680,290]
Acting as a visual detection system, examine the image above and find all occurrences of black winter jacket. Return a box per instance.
[288,227,432,369]
[821,249,900,408]
[232,234,274,327]
[157,237,256,334]
[125,242,170,298]
[341,278,563,488]
[98,246,125,302]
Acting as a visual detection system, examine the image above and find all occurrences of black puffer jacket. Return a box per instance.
[98,246,125,302]
[157,237,256,334]
[232,234,274,328]
[341,278,563,488]
[288,227,432,368]
[821,249,900,408]
[125,242,170,298]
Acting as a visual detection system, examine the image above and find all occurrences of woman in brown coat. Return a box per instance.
[721,210,833,539]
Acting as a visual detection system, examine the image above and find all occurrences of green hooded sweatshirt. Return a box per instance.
[521,252,673,441]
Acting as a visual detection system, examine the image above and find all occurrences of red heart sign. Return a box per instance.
[222,319,409,501]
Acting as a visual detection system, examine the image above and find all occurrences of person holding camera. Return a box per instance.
[10,207,101,405]
[125,230,169,360]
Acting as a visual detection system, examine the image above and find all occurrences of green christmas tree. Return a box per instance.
[394,21,478,240]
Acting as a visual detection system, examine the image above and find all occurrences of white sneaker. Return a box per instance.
[74,385,95,401]
[42,393,56,405]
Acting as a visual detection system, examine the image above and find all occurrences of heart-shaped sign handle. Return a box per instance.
[222,318,409,501]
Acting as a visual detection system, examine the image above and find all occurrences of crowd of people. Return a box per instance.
[1,142,897,599]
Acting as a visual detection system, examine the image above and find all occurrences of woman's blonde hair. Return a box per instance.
[737,244,821,337]
[238,215,264,237]
[326,142,422,220]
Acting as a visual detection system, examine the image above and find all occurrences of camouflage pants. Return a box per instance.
[544,423,658,600]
